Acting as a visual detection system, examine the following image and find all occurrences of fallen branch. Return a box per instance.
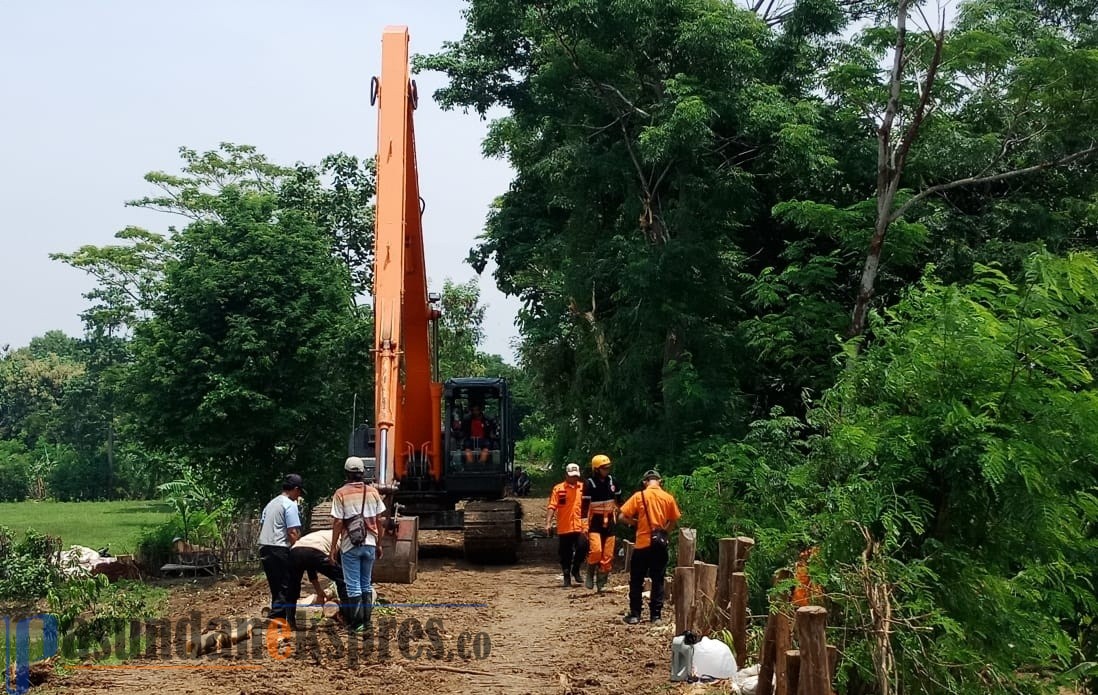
[414,664,497,677]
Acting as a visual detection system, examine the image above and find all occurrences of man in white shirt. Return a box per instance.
[257,474,304,628]
[290,530,349,624]
[328,457,386,633]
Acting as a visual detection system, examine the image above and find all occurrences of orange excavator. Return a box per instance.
[317,26,522,582]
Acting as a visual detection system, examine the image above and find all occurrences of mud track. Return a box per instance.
[43,498,679,695]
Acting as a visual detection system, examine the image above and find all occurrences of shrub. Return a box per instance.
[0,439,32,501]
[0,527,62,601]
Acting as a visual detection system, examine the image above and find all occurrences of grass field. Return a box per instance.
[0,500,171,552]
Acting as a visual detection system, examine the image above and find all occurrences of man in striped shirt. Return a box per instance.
[328,457,386,633]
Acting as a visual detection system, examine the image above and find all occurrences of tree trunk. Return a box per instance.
[849,215,891,337]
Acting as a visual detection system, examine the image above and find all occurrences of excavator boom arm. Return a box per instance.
[373,26,443,488]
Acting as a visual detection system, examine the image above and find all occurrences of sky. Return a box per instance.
[0,1,521,360]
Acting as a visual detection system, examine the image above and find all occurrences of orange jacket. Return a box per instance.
[792,547,823,606]
[620,486,681,550]
[547,480,585,534]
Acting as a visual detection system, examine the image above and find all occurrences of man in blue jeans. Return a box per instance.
[328,457,386,633]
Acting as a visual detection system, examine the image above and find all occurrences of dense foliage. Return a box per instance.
[421,0,1098,691]
[419,0,1098,477]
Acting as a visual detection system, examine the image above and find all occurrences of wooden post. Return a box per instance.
[795,605,829,695]
[774,612,794,695]
[826,645,838,695]
[677,528,697,567]
[717,538,736,627]
[691,561,718,635]
[756,612,779,695]
[730,572,748,667]
[786,650,801,695]
[732,536,756,571]
[673,565,695,635]
[622,539,634,574]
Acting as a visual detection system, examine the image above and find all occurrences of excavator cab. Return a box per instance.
[443,377,513,498]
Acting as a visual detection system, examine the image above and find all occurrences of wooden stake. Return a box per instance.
[673,565,695,635]
[775,612,793,695]
[677,528,697,567]
[717,538,736,627]
[732,536,756,572]
[826,644,839,695]
[756,612,779,695]
[795,605,829,695]
[691,562,718,635]
[786,649,801,695]
[730,572,748,666]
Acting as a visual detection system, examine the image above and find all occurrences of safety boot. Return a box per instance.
[584,565,595,590]
[595,572,608,593]
[346,594,363,633]
[572,568,583,585]
[360,595,373,631]
[562,573,572,588]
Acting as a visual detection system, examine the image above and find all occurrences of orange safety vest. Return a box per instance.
[547,480,585,534]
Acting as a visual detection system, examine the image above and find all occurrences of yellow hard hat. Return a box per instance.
[591,454,611,469]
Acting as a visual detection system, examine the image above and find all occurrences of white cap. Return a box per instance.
[345,456,365,472]
[565,463,581,477]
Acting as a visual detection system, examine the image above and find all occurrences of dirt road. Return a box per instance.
[45,498,677,695]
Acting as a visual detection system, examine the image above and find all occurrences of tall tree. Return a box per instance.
[55,144,378,503]
[130,187,369,502]
[420,0,846,473]
[834,0,1098,336]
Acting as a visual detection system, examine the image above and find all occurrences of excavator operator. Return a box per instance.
[461,400,496,464]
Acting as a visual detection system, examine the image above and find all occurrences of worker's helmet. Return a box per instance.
[591,454,611,469]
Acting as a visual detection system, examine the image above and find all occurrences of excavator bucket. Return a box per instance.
[307,502,418,584]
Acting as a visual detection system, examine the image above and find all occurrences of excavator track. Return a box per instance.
[462,499,522,564]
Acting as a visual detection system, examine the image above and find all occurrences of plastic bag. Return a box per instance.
[692,637,738,679]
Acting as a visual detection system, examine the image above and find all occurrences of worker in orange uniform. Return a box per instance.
[619,470,680,624]
[545,463,588,587]
[582,454,623,592]
[792,546,823,606]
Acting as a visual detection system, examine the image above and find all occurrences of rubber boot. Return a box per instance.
[584,565,595,590]
[346,594,362,633]
[360,595,373,632]
[595,572,608,593]
[562,573,571,588]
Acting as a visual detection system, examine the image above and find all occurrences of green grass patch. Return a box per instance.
[0,500,171,553]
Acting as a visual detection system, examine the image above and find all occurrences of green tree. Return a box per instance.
[129,186,369,502]
[0,346,84,449]
[436,278,488,380]
[677,251,1098,694]
[0,439,32,502]
[54,144,378,503]
[419,0,843,475]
